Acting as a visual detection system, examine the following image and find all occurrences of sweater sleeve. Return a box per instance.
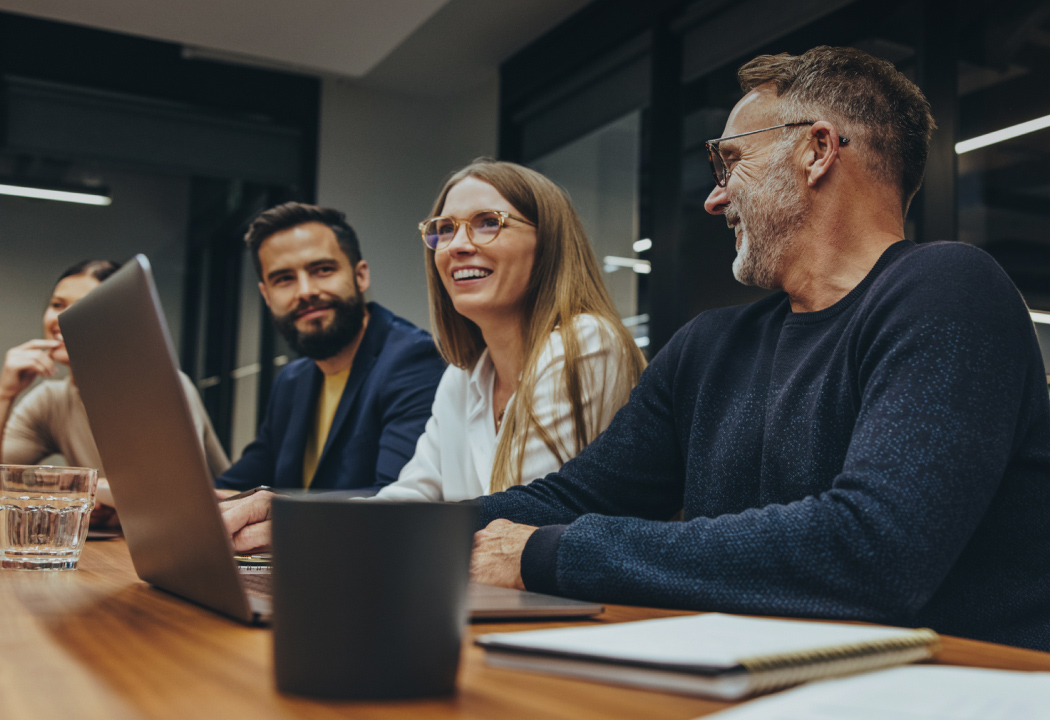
[496,246,1044,623]
[2,382,59,464]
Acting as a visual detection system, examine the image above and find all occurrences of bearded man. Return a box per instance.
[469,47,1050,651]
[215,202,444,493]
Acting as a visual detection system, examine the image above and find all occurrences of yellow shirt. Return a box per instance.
[301,368,351,488]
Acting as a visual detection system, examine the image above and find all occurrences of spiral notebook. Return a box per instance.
[476,612,940,700]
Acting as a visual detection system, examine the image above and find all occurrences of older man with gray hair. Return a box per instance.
[470,46,1050,652]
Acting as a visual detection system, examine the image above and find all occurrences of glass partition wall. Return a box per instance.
[500,0,1050,354]
[529,112,650,348]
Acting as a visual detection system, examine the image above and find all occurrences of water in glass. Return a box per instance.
[1,465,98,570]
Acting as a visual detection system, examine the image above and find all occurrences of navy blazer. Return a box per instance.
[216,303,445,492]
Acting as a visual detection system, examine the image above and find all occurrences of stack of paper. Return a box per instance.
[708,665,1050,719]
[477,613,940,700]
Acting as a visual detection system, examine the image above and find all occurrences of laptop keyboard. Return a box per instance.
[240,571,273,600]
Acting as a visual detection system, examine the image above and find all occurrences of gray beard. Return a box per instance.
[727,139,808,289]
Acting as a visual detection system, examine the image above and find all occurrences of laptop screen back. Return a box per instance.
[60,254,253,621]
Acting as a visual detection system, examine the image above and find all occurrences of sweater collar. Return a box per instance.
[784,240,913,325]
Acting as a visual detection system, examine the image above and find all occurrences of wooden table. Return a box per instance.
[2,540,1049,719]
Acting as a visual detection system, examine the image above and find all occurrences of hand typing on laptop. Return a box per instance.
[470,519,537,590]
[220,491,277,553]
[222,488,539,591]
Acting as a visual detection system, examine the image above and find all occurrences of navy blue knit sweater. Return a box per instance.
[477,241,1050,651]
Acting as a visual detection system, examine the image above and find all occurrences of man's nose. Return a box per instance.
[295,272,319,299]
[704,183,728,216]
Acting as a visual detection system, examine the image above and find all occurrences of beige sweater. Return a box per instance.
[2,374,229,479]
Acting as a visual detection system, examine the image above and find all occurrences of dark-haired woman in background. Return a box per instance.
[0,260,228,521]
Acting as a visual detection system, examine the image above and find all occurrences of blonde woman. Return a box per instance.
[375,159,646,501]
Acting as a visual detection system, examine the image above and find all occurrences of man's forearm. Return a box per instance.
[476,480,584,530]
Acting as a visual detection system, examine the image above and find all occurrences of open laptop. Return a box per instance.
[60,254,603,625]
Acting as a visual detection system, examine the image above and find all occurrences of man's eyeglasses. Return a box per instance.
[419,210,535,251]
[705,121,850,187]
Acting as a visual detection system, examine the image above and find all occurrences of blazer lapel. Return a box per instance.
[315,304,392,484]
[275,364,323,487]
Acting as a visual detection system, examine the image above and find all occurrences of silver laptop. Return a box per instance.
[61,254,603,625]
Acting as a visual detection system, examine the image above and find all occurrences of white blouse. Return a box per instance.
[375,315,625,502]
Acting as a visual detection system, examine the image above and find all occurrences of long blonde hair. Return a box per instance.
[424,159,646,492]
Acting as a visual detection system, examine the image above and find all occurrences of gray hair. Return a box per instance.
[738,46,935,211]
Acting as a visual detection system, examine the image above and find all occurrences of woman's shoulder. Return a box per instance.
[536,313,620,366]
[433,360,475,398]
[564,312,614,335]
[558,313,620,348]
[175,370,199,395]
[18,378,72,406]
[425,361,487,430]
[8,379,73,428]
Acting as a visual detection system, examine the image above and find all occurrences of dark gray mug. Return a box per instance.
[271,498,477,699]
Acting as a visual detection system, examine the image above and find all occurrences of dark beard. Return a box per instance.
[274,294,366,360]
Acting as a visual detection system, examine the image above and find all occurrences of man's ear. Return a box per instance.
[258,281,272,310]
[355,260,371,294]
[804,121,843,188]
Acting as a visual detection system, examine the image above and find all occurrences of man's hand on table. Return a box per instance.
[470,519,538,590]
[219,491,277,553]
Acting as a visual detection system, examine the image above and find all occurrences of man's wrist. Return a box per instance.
[519,524,568,594]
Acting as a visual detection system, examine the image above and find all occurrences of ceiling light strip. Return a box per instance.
[0,183,111,206]
[955,114,1050,154]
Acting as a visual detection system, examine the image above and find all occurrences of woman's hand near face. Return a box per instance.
[0,340,61,401]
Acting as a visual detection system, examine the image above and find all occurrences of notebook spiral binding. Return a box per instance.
[738,627,941,697]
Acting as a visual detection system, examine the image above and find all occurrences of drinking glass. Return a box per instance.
[1,464,98,570]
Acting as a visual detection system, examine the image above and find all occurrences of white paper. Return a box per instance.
[478,613,928,668]
[706,665,1050,720]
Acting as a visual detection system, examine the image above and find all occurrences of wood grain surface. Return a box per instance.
[1,540,1048,719]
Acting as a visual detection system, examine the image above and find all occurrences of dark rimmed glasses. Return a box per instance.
[419,210,535,251]
[705,121,850,187]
